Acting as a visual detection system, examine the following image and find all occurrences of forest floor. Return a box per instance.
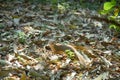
[0,1,120,80]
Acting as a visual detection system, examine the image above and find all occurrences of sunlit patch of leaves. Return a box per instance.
[15,30,26,44]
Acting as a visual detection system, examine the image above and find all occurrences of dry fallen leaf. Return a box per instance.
[94,72,109,80]
[20,71,27,80]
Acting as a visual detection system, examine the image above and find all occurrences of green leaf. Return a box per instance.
[109,24,116,29]
[109,24,120,31]
[99,10,109,15]
[16,30,26,44]
[103,0,116,10]
[114,8,119,16]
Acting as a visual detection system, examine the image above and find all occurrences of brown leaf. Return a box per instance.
[20,71,27,80]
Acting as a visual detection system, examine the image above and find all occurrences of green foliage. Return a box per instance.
[58,2,70,13]
[100,0,117,15]
[100,0,120,31]
[109,24,120,31]
[65,50,75,59]
[16,30,26,44]
[103,0,116,10]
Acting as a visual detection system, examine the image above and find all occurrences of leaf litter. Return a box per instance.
[0,1,120,80]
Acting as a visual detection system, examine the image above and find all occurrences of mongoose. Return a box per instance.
[48,42,91,67]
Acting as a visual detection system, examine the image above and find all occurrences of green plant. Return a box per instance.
[16,30,26,44]
[100,0,120,31]
[65,50,75,59]
[58,2,69,13]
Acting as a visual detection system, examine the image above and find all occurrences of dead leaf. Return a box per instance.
[20,71,27,80]
[0,70,10,78]
[66,71,76,80]
[94,72,109,80]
